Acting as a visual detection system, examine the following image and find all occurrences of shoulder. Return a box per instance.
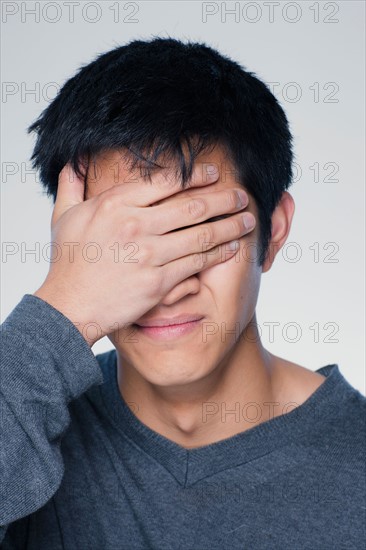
[271,357,328,407]
[273,356,366,451]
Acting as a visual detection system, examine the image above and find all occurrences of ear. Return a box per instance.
[261,191,295,273]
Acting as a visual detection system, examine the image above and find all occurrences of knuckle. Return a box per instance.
[137,244,153,266]
[99,196,114,213]
[197,225,213,249]
[229,217,243,235]
[123,217,140,239]
[227,190,239,210]
[187,198,207,220]
[192,252,205,271]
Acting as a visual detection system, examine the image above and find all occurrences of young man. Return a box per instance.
[1,38,365,549]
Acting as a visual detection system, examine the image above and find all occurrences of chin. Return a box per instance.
[137,359,210,388]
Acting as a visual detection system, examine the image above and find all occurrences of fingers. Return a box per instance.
[159,238,243,294]
[52,164,85,226]
[147,188,249,235]
[159,276,200,306]
[102,162,220,207]
[153,210,256,265]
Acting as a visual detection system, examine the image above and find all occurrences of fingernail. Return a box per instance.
[206,164,219,176]
[236,189,248,208]
[242,213,255,230]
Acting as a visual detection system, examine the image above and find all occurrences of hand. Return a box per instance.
[33,162,255,346]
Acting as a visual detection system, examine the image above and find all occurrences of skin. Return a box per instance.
[85,144,326,449]
[34,153,251,346]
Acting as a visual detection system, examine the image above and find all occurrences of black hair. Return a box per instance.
[28,36,293,265]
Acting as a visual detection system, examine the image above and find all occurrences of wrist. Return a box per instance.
[33,285,100,347]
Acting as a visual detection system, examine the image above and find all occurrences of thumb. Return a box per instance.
[52,163,85,226]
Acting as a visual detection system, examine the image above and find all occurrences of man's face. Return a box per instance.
[86,144,262,388]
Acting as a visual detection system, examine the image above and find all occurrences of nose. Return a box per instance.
[159,275,200,306]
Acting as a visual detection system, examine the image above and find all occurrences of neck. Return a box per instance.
[116,325,282,449]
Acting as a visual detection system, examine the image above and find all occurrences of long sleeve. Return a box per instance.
[0,294,104,543]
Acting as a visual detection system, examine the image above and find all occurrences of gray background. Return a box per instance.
[1,1,365,393]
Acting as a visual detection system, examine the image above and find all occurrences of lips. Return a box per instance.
[134,317,204,341]
[135,315,204,328]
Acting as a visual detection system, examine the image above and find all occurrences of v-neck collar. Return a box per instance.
[97,350,349,487]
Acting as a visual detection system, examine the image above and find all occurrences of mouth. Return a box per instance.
[133,317,205,341]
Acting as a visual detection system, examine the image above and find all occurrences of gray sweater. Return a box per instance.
[1,294,365,549]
